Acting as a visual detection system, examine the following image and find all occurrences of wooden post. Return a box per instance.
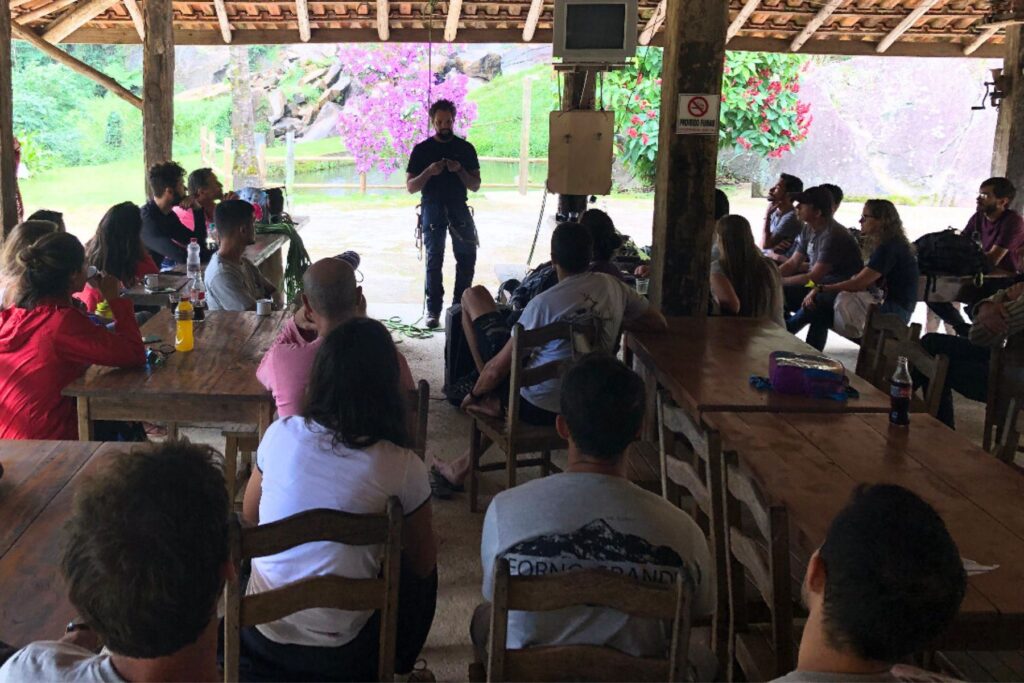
[650,0,728,315]
[143,0,174,190]
[222,136,233,188]
[359,172,367,194]
[200,125,208,163]
[285,130,295,195]
[993,25,1024,213]
[0,0,18,236]
[518,76,533,196]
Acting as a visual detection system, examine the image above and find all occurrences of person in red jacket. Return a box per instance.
[76,202,158,313]
[0,232,146,440]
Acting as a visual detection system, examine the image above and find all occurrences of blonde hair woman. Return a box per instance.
[0,219,60,308]
[711,215,784,326]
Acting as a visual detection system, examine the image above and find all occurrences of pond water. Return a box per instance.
[293,160,549,197]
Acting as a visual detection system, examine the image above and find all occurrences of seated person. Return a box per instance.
[205,199,278,311]
[173,167,232,235]
[762,173,804,259]
[634,188,730,280]
[807,199,919,326]
[472,355,715,677]
[928,177,1024,337]
[781,186,864,351]
[914,281,1024,429]
[0,232,145,440]
[0,440,231,682]
[0,219,59,309]
[820,182,844,218]
[774,484,965,682]
[431,222,667,495]
[580,209,627,282]
[257,256,414,418]
[242,317,437,682]
[712,215,784,326]
[76,202,158,313]
[141,161,211,268]
[26,209,66,232]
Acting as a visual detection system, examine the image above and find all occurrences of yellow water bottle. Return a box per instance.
[94,300,114,320]
[175,299,194,352]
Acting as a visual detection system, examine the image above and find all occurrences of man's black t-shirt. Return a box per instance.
[140,200,211,264]
[406,136,480,206]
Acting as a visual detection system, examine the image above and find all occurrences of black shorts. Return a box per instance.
[471,311,556,427]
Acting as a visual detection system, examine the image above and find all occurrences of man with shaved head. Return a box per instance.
[257,257,415,417]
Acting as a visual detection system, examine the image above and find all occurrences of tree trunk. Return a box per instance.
[229,44,260,189]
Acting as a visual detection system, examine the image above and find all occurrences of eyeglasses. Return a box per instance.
[978,192,992,200]
[859,215,877,222]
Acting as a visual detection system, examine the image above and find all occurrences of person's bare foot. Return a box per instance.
[465,393,503,419]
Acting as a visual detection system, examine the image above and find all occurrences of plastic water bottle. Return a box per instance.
[175,298,194,352]
[889,356,912,427]
[186,238,201,281]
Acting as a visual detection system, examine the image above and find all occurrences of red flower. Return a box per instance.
[631,114,642,125]
[781,129,792,138]
[642,133,650,144]
[627,127,639,138]
[721,94,727,102]
[737,136,752,150]
[656,78,662,85]
[789,82,801,93]
[769,81,782,93]
[760,123,770,132]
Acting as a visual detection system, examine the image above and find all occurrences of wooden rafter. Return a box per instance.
[42,0,122,42]
[15,0,80,26]
[727,0,760,42]
[965,24,1002,55]
[789,0,845,52]
[376,0,389,40]
[443,0,462,41]
[876,0,941,53]
[521,0,542,42]
[213,0,233,42]
[295,0,311,41]
[10,0,39,9]
[11,22,142,108]
[638,0,665,45]
[123,0,145,39]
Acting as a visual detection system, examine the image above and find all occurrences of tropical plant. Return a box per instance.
[334,44,478,176]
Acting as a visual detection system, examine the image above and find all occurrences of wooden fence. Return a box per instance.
[199,78,546,195]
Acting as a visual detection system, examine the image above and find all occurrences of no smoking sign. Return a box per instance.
[676,93,720,136]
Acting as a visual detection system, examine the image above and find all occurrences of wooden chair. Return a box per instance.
[223,430,258,511]
[468,320,598,513]
[990,390,1024,466]
[855,304,920,387]
[408,379,430,461]
[487,558,691,682]
[983,332,1024,452]
[222,499,403,683]
[891,338,950,419]
[721,453,796,682]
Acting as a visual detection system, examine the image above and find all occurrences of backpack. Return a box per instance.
[913,229,991,277]
[509,261,559,310]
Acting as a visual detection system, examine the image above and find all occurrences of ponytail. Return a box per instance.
[15,232,85,308]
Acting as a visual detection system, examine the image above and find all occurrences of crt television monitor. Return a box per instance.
[552,0,638,64]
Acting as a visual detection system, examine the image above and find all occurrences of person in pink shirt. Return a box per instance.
[257,257,414,418]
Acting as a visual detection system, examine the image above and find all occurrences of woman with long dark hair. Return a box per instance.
[78,202,158,313]
[0,232,145,439]
[711,215,784,325]
[812,199,919,324]
[580,209,627,282]
[241,317,437,682]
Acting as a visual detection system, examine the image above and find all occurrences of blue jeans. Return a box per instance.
[785,285,836,351]
[421,202,477,317]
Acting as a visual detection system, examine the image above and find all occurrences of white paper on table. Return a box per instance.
[962,557,999,576]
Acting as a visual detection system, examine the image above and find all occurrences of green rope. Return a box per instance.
[380,316,436,343]
[256,220,312,305]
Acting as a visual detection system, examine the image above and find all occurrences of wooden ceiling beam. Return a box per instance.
[42,0,121,42]
[11,22,142,108]
[376,0,389,39]
[727,0,759,42]
[876,0,941,53]
[789,0,845,52]
[443,0,461,41]
[296,0,311,40]
[638,0,664,46]
[212,0,232,41]
[15,0,80,26]
[521,0,541,41]
[964,24,1002,55]
[123,0,145,39]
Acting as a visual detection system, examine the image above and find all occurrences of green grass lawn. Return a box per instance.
[464,64,557,158]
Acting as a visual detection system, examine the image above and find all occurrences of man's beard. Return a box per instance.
[438,129,454,141]
[172,190,185,205]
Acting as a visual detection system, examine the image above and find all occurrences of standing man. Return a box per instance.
[406,99,482,329]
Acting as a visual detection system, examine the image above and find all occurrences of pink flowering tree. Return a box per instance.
[605,49,812,187]
[335,44,478,176]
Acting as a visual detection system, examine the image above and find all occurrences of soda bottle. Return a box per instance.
[889,356,912,427]
[186,238,202,281]
[189,274,206,323]
[175,298,194,352]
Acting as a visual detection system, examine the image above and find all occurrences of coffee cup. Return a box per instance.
[256,299,272,316]
[144,274,161,289]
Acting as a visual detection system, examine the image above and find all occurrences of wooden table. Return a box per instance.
[64,310,286,440]
[712,411,1024,651]
[0,441,131,645]
[626,317,891,419]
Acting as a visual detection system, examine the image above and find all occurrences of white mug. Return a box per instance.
[144,274,160,289]
[256,299,272,316]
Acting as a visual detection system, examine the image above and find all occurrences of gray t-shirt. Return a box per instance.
[795,219,864,284]
[770,208,803,257]
[772,670,898,682]
[515,272,649,412]
[0,642,125,682]
[204,253,275,311]
[481,472,714,657]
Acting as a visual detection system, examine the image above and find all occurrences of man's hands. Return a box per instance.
[445,158,462,173]
[976,301,1010,336]
[802,289,818,311]
[96,273,121,303]
[427,160,446,177]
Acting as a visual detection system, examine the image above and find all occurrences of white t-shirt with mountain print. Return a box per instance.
[480,472,714,657]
